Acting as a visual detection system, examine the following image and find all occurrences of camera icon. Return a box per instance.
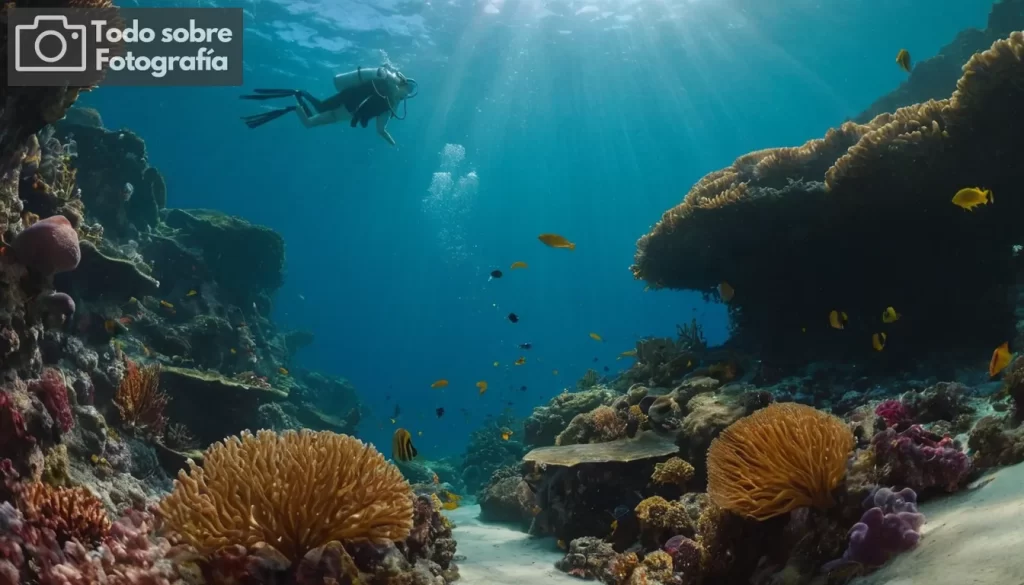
[15,15,88,72]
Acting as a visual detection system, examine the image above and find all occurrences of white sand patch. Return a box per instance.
[853,464,1024,585]
[447,505,578,585]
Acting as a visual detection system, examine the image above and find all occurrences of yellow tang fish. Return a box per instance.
[186,290,198,297]
[952,187,993,211]
[431,379,449,389]
[895,48,911,73]
[476,380,488,394]
[515,357,526,366]
[882,306,900,323]
[872,332,887,352]
[392,428,418,462]
[829,310,848,330]
[510,261,528,270]
[538,233,575,250]
[990,342,1013,378]
[278,367,289,376]
[160,300,175,310]
[589,332,603,342]
[500,427,513,441]
[617,349,637,360]
[230,348,237,354]
[718,281,735,302]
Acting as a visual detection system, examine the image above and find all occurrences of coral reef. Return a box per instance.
[872,425,972,493]
[556,405,629,446]
[825,487,925,570]
[631,32,1024,364]
[477,465,536,528]
[707,403,854,520]
[524,387,617,446]
[461,410,526,494]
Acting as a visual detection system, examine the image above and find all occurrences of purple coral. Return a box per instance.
[827,487,925,569]
[874,400,912,429]
[28,369,73,434]
[872,425,971,493]
[10,215,80,276]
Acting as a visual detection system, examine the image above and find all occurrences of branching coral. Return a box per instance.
[17,482,111,546]
[114,359,169,439]
[651,457,695,487]
[706,403,854,520]
[159,429,414,562]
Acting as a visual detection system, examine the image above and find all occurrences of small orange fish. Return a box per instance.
[829,310,848,330]
[431,379,449,389]
[952,187,993,211]
[278,367,289,376]
[589,332,603,342]
[719,281,735,302]
[433,473,440,485]
[538,233,575,250]
[103,319,119,334]
[557,539,567,550]
[895,48,911,73]
[186,290,198,297]
[515,357,526,366]
[990,342,1013,377]
[476,380,488,394]
[118,316,132,325]
[510,261,528,270]
[501,431,511,440]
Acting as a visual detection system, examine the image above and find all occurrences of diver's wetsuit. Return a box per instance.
[240,66,403,145]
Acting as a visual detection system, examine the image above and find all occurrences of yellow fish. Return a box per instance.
[872,332,887,351]
[895,48,911,73]
[617,349,637,360]
[104,319,119,334]
[278,367,289,376]
[431,379,449,389]
[552,369,559,375]
[390,418,397,424]
[882,306,900,323]
[493,361,499,367]
[501,432,511,440]
[186,290,198,297]
[610,519,618,533]
[476,380,488,394]
[510,261,528,270]
[392,428,418,462]
[589,332,603,342]
[230,348,237,354]
[952,187,993,211]
[990,342,1013,378]
[829,310,848,330]
[718,281,735,302]
[160,300,175,310]
[557,539,567,550]
[515,357,526,366]
[538,233,575,250]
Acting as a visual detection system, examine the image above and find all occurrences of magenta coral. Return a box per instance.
[874,399,912,429]
[0,394,33,455]
[872,425,971,493]
[10,215,81,276]
[29,369,74,434]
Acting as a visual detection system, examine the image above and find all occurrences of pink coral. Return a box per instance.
[11,215,80,276]
[874,399,912,429]
[0,394,33,455]
[29,369,74,434]
[872,425,971,493]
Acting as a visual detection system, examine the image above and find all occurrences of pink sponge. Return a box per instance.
[11,215,81,276]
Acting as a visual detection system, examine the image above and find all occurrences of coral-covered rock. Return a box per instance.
[64,240,159,301]
[900,381,974,425]
[968,415,1024,469]
[556,536,616,580]
[11,215,80,276]
[872,425,972,493]
[635,496,693,548]
[874,399,912,429]
[524,387,617,447]
[27,368,73,434]
[556,405,628,446]
[478,466,536,528]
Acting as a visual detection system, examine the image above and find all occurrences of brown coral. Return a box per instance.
[114,359,169,439]
[159,429,414,562]
[18,482,111,545]
[555,405,628,446]
[631,33,1024,361]
[707,403,853,520]
[642,550,674,582]
[651,457,695,487]
[635,496,693,547]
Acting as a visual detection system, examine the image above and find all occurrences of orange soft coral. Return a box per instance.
[706,403,854,520]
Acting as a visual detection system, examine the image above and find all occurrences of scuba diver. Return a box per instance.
[239,65,418,146]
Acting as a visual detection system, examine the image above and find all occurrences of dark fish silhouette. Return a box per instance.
[436,407,445,418]
[603,366,609,372]
[392,404,401,419]
[508,313,519,323]
[490,270,503,279]
[518,342,532,350]
[520,385,527,391]
[392,428,417,462]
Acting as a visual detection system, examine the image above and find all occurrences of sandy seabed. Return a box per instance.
[853,462,1024,585]
[447,505,578,585]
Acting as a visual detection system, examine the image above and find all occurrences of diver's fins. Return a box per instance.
[239,89,299,101]
[241,106,296,129]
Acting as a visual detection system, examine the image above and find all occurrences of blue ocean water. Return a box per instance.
[78,0,991,457]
